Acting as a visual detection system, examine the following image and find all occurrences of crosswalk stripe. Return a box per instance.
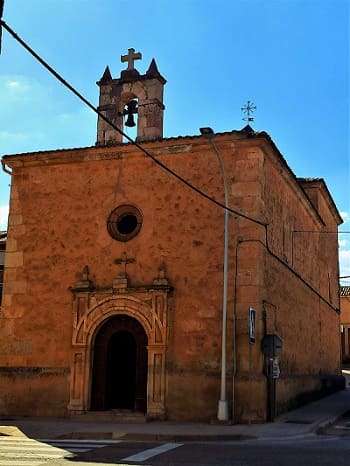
[49,443,105,448]
[0,462,45,466]
[0,445,66,452]
[43,441,107,447]
[0,441,43,446]
[0,451,72,458]
[63,448,90,452]
[0,437,41,442]
[38,438,123,444]
[0,437,74,462]
[42,438,122,452]
[122,442,183,462]
[0,436,118,462]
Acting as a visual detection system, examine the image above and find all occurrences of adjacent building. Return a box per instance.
[0,231,6,306]
[340,286,350,362]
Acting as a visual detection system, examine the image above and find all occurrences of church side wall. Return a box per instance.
[261,147,343,413]
[264,252,342,413]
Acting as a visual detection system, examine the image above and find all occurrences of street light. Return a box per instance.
[200,127,230,421]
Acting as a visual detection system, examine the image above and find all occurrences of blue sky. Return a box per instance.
[0,0,349,278]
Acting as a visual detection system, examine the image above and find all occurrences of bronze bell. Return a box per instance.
[125,112,136,127]
[124,99,138,127]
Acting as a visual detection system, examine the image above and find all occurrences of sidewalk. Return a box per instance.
[0,387,349,442]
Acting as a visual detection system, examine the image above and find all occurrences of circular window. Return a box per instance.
[107,205,143,242]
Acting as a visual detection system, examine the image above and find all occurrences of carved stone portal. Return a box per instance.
[68,272,172,419]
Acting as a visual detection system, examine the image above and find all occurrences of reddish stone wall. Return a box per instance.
[1,139,234,420]
[264,250,341,411]
[0,132,342,421]
[261,148,342,414]
[0,369,69,416]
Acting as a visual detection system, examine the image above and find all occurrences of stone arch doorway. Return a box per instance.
[69,289,170,418]
[90,315,148,412]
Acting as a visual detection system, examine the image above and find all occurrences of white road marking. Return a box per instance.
[42,442,108,449]
[0,445,66,451]
[0,436,121,463]
[0,437,73,462]
[0,462,45,466]
[38,438,124,444]
[122,442,183,462]
[0,437,42,442]
[0,451,71,458]
[41,438,123,453]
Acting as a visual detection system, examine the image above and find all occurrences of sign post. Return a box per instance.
[261,334,283,421]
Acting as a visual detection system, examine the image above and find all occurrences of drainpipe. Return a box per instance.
[200,127,229,421]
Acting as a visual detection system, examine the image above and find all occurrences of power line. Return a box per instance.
[0,19,266,228]
[0,0,4,53]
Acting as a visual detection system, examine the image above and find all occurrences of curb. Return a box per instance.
[57,431,257,442]
[314,414,345,435]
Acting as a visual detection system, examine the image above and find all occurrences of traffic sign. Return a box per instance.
[249,308,256,344]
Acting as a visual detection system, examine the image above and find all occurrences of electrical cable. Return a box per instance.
[239,234,339,312]
[0,1,4,53]
[0,19,266,228]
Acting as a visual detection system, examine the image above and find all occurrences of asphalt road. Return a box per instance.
[1,429,350,466]
[74,435,350,466]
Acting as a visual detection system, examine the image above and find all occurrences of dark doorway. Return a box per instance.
[106,331,136,409]
[90,315,148,412]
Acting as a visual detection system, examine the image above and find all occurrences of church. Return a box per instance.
[0,49,344,423]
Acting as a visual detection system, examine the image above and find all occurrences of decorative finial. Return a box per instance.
[241,100,256,123]
[121,47,142,71]
[153,263,169,286]
[72,265,93,291]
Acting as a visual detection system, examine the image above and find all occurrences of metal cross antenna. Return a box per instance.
[241,100,257,122]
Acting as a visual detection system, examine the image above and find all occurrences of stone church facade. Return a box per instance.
[0,50,344,422]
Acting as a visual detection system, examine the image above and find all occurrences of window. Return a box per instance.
[107,205,143,242]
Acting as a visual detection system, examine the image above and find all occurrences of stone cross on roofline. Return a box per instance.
[121,47,142,71]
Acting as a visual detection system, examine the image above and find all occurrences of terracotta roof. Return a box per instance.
[340,286,350,296]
